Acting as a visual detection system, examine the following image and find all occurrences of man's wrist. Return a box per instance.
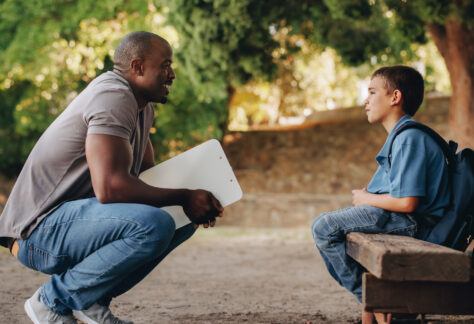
[177,188,191,206]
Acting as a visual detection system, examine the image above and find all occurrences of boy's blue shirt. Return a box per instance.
[367,115,450,218]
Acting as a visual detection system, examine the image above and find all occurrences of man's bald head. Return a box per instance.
[113,31,170,74]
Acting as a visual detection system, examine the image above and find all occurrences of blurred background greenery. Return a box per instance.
[1,0,472,176]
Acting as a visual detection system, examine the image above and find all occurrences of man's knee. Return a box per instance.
[133,207,176,252]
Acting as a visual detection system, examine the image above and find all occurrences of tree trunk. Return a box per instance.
[220,84,235,135]
[428,19,474,149]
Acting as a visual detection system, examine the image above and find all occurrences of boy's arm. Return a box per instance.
[352,188,419,213]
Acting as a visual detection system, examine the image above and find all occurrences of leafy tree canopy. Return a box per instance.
[1,0,472,175]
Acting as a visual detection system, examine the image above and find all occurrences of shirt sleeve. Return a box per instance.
[83,89,137,140]
[389,130,428,198]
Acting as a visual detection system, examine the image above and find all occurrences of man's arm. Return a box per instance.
[86,134,223,225]
[352,188,419,213]
[140,138,155,173]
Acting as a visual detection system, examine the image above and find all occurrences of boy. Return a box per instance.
[311,66,450,324]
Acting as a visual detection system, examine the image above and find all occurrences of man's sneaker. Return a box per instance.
[25,288,78,324]
[73,303,133,324]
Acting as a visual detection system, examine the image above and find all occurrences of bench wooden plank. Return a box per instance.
[363,273,474,314]
[346,232,471,282]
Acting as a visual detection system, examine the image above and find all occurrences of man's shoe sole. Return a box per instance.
[24,298,41,324]
[72,310,99,324]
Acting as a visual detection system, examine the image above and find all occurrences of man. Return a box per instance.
[0,31,223,324]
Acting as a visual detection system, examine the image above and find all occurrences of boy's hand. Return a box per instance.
[351,188,419,212]
[352,188,370,207]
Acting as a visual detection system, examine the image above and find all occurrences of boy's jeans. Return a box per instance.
[311,205,430,302]
[16,197,195,315]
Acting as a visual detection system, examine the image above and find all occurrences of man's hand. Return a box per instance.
[352,188,370,207]
[182,189,224,228]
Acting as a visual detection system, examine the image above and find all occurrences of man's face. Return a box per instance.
[136,40,175,104]
[364,76,393,124]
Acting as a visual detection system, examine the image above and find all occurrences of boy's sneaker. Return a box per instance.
[73,303,133,324]
[25,288,78,324]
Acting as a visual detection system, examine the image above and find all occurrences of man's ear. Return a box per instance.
[130,59,144,76]
[391,89,402,106]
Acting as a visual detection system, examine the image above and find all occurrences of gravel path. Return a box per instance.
[0,228,472,324]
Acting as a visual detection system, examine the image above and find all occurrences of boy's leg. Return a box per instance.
[311,206,417,301]
[17,197,188,315]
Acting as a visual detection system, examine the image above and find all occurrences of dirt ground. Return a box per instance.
[1,227,473,324]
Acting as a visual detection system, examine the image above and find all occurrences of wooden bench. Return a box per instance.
[346,233,474,320]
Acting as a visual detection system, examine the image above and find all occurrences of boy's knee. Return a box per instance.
[311,213,332,245]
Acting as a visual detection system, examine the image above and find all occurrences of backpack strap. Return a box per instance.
[387,121,456,170]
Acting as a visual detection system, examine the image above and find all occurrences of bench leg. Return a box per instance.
[363,273,474,314]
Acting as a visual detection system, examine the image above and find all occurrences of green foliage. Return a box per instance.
[161,0,280,95]
[152,0,286,158]
[0,0,471,174]
[152,70,229,160]
[0,81,30,175]
[0,0,148,174]
[0,0,288,170]
[0,0,147,78]
[323,0,373,20]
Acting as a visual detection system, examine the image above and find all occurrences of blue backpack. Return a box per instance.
[388,121,474,251]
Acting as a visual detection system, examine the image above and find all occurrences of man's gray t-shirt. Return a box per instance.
[0,71,154,244]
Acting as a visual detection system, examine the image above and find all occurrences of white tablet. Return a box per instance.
[139,139,243,228]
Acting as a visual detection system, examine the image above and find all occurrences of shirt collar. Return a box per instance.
[375,115,413,163]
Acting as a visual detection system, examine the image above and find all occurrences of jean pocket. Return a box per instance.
[373,208,391,229]
[350,206,390,230]
[385,212,417,236]
[28,244,70,275]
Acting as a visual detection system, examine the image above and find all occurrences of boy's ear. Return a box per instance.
[391,89,402,106]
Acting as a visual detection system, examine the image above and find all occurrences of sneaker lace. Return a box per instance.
[95,304,132,324]
[104,309,128,324]
[49,312,77,324]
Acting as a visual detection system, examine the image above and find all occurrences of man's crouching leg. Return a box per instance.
[96,222,196,306]
[17,197,194,322]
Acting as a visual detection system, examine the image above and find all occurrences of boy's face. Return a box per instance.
[364,76,394,124]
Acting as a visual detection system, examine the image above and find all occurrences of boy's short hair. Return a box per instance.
[372,65,424,116]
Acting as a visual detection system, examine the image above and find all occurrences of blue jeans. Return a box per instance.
[311,205,425,302]
[16,198,195,315]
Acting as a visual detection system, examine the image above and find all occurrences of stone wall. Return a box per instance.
[0,96,451,228]
[220,95,451,228]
